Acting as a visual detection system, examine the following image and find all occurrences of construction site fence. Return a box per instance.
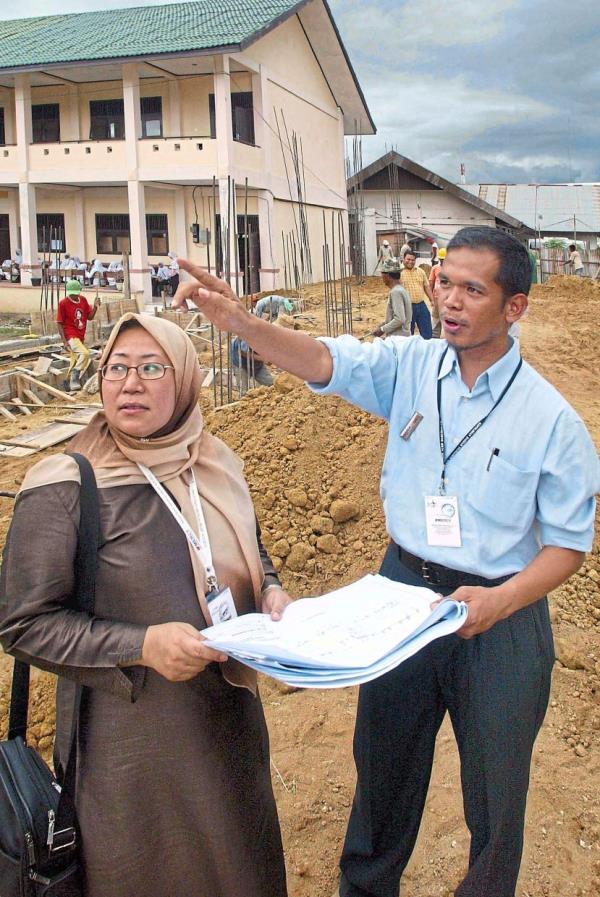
[538,248,600,283]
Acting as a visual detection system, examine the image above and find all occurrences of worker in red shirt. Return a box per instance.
[56,279,100,390]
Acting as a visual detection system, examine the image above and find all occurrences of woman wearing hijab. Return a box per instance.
[0,314,290,897]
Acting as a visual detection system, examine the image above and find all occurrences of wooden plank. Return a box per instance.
[0,444,36,458]
[11,398,32,416]
[32,356,53,376]
[0,421,85,455]
[201,369,216,388]
[2,437,43,449]
[52,408,98,426]
[22,388,45,407]
[0,404,17,421]
[15,372,77,403]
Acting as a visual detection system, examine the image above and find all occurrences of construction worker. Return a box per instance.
[375,240,394,271]
[230,337,274,394]
[254,295,294,321]
[400,250,435,339]
[429,247,446,337]
[373,259,412,338]
[559,244,585,276]
[399,238,411,261]
[172,226,599,897]
[56,279,100,391]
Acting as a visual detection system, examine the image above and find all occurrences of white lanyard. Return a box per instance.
[137,463,219,593]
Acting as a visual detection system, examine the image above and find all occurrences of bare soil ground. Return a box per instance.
[0,274,599,896]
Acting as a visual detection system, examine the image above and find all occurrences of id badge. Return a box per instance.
[206,586,238,624]
[424,495,462,547]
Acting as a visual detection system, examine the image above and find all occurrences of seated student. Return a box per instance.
[230,336,274,393]
[88,259,106,285]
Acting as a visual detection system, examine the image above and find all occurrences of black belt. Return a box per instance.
[397,545,514,589]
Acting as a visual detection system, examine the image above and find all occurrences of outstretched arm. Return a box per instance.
[173,259,333,384]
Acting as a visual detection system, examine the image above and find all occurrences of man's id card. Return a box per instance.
[207,586,238,624]
[424,495,462,547]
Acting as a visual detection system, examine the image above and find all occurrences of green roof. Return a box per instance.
[0,0,306,70]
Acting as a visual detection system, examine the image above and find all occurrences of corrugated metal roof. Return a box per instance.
[463,183,600,233]
[0,1,304,69]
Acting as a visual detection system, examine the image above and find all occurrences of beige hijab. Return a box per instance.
[22,313,264,691]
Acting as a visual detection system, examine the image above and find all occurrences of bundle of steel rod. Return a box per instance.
[198,175,260,408]
[388,154,404,255]
[274,107,312,287]
[39,225,66,321]
[323,210,353,337]
[345,123,365,321]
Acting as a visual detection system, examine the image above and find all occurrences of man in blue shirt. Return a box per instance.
[230,336,274,393]
[173,228,599,897]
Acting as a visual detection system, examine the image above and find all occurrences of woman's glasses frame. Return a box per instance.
[100,363,175,381]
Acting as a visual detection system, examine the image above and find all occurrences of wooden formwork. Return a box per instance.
[30,297,139,338]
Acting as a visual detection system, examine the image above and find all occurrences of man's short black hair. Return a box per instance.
[403,250,416,259]
[447,226,531,297]
[384,271,401,281]
[569,244,576,252]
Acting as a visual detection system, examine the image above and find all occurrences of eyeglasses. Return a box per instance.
[101,362,174,381]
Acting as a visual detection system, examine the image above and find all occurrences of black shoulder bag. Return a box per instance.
[0,452,100,896]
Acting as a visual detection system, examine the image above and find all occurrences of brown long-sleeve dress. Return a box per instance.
[0,478,287,897]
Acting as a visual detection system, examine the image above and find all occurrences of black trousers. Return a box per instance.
[339,543,554,897]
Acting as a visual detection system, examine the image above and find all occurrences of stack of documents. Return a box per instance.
[204,574,468,688]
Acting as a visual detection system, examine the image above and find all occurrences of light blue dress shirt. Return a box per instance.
[310,335,599,578]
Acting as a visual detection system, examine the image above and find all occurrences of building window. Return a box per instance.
[89,100,125,140]
[37,213,66,251]
[232,92,255,145]
[0,108,5,146]
[32,104,60,143]
[96,214,130,254]
[146,214,169,254]
[208,92,255,144]
[141,97,163,137]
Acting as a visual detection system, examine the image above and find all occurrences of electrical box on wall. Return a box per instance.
[190,225,210,245]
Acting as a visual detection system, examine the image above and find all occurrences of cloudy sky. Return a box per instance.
[8,0,600,184]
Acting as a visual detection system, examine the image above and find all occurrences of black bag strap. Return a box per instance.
[8,452,101,836]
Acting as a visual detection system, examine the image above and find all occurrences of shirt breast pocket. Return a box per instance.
[469,451,539,528]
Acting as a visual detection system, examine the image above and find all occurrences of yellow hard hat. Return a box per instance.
[438,247,447,259]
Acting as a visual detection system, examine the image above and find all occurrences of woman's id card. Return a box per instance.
[424,495,462,547]
[207,586,238,624]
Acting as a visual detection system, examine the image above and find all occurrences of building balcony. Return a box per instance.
[0,133,265,187]
[137,135,217,179]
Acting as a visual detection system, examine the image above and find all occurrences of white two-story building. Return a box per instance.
[0,0,374,301]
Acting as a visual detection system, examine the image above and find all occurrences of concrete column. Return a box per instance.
[127,180,151,298]
[214,55,232,175]
[257,190,277,292]
[253,66,269,171]
[122,62,141,175]
[18,183,41,285]
[73,190,86,261]
[8,190,19,258]
[363,207,378,275]
[14,74,32,171]
[1,89,16,144]
[167,81,181,137]
[65,85,80,141]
